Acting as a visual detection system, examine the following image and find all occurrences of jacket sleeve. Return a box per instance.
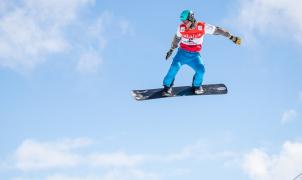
[171,35,181,49]
[170,26,182,49]
[213,26,232,38]
[205,23,217,35]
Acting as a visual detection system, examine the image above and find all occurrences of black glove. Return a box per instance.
[229,35,241,45]
[166,49,174,60]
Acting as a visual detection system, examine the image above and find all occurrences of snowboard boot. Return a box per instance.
[193,86,204,95]
[162,86,173,96]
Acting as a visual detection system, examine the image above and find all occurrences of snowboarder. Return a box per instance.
[162,10,241,96]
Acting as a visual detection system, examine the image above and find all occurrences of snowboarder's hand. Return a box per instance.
[229,35,241,45]
[166,49,174,60]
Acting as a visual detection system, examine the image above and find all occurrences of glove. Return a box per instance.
[165,49,174,60]
[229,35,241,45]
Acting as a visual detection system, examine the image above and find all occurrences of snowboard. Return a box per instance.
[132,84,227,101]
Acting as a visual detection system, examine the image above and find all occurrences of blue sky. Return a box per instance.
[1,0,302,180]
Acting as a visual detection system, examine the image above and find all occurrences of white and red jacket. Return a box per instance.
[176,21,216,52]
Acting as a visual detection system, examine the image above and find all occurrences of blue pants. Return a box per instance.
[163,48,205,87]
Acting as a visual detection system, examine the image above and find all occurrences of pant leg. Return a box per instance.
[163,51,183,87]
[187,54,205,87]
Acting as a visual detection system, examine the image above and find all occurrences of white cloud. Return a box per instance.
[242,141,302,180]
[101,169,160,180]
[75,12,135,74]
[242,149,271,179]
[118,19,134,36]
[87,152,145,167]
[281,109,298,124]
[11,138,148,172]
[10,141,157,180]
[25,0,94,24]
[25,169,159,180]
[87,12,112,49]
[0,1,134,73]
[12,170,160,180]
[76,50,103,74]
[45,174,100,180]
[14,138,92,171]
[4,138,238,180]
[0,9,67,70]
[231,0,302,44]
[165,141,208,161]
[0,0,94,71]
[165,141,236,162]
[0,0,12,16]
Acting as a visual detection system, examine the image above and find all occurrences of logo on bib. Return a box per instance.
[180,27,185,33]
[198,26,203,30]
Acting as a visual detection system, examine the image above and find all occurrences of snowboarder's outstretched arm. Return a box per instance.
[213,26,241,45]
